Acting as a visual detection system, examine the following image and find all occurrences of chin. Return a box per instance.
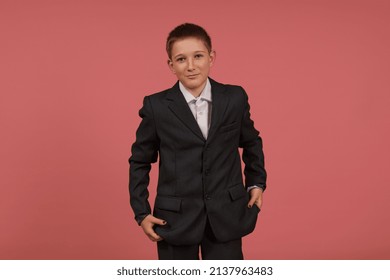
[183,81,200,89]
[186,79,205,88]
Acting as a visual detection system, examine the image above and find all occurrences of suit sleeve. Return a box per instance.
[129,96,159,224]
[238,88,267,190]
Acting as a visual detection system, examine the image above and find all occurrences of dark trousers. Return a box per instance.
[157,219,243,260]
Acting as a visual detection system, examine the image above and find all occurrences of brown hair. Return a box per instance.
[166,23,212,59]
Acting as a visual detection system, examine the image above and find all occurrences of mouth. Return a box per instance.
[187,74,199,79]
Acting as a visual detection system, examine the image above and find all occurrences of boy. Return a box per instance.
[129,23,267,259]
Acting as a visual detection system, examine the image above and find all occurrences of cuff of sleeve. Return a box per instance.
[247,184,265,192]
[136,214,149,226]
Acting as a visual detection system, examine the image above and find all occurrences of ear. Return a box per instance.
[167,59,176,74]
[209,50,216,67]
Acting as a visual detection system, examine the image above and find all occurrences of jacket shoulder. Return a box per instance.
[224,84,245,93]
[145,88,170,100]
[210,78,246,95]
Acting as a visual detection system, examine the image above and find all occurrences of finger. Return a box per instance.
[147,230,163,242]
[149,216,167,226]
[248,195,257,208]
[149,237,163,242]
[255,197,263,209]
[249,188,263,208]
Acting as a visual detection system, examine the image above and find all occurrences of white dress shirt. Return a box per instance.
[179,79,212,140]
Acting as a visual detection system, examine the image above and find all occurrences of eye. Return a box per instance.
[195,54,203,59]
[176,57,185,62]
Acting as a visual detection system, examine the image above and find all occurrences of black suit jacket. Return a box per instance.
[129,78,267,245]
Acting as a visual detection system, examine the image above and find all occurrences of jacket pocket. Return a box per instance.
[219,121,239,133]
[252,203,261,213]
[155,196,182,212]
[228,184,247,201]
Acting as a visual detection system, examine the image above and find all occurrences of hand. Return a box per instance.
[248,187,263,209]
[140,214,166,242]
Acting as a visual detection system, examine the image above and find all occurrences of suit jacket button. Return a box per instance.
[205,195,211,200]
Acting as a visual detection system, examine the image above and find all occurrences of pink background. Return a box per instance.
[1,0,389,259]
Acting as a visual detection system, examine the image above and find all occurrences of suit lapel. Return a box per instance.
[166,82,205,141]
[166,79,229,142]
[207,78,228,142]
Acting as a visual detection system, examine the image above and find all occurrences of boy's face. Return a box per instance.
[168,37,215,97]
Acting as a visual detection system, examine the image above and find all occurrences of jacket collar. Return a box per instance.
[166,78,229,142]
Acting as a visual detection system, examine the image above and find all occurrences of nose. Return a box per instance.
[187,58,195,71]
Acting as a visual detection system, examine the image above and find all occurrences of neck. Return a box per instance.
[189,91,201,98]
[186,81,207,98]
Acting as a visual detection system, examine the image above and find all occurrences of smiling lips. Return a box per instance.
[187,74,199,78]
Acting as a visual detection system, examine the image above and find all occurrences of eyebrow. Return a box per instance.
[173,50,207,59]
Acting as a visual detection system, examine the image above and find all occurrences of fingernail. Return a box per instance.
[248,205,252,208]
[162,221,167,225]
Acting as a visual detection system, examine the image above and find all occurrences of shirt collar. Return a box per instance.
[179,78,212,104]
